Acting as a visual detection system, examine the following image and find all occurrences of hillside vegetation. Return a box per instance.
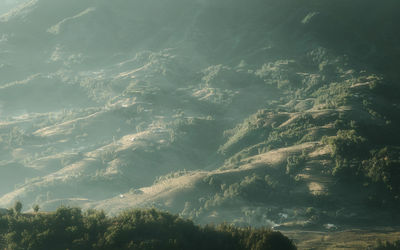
[0,0,399,248]
[0,206,296,250]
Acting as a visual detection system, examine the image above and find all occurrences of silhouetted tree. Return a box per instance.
[13,201,22,215]
[33,204,40,213]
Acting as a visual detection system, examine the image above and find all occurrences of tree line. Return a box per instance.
[0,204,296,250]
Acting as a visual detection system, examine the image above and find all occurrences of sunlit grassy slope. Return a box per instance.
[0,1,400,247]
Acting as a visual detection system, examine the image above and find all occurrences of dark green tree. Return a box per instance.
[13,201,22,215]
[33,204,40,213]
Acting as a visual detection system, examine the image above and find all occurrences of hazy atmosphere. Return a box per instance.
[0,0,400,249]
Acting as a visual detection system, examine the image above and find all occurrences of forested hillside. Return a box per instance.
[0,0,399,248]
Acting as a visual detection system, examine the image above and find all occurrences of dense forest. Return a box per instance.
[0,205,296,250]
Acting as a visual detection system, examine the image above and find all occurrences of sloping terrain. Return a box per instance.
[0,0,400,243]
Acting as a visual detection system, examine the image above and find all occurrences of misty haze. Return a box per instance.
[0,0,400,249]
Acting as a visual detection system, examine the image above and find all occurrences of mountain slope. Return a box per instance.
[0,0,399,233]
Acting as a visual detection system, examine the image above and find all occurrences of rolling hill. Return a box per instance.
[0,1,399,247]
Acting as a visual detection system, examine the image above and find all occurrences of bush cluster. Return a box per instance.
[0,206,296,250]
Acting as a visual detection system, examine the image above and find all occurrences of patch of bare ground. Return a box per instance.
[88,143,318,213]
[242,142,317,167]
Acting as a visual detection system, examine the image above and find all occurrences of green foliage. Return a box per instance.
[0,206,296,250]
[219,110,277,156]
[264,113,315,150]
[324,127,400,203]
[322,130,368,179]
[202,172,294,211]
[362,147,400,195]
[325,130,367,160]
[312,82,351,109]
[285,152,307,175]
[13,201,22,215]
[222,111,318,163]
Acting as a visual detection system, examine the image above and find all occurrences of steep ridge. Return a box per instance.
[0,0,399,236]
